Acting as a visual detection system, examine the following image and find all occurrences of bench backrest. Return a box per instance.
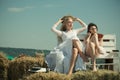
[77,34,116,52]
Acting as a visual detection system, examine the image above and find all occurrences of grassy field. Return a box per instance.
[0,52,119,80]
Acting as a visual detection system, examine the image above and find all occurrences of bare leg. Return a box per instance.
[92,58,97,71]
[89,42,97,71]
[72,39,88,62]
[92,34,102,55]
[67,48,78,76]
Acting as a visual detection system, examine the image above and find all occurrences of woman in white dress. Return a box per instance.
[46,16,88,75]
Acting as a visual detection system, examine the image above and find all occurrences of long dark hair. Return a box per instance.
[87,23,103,39]
[87,23,98,33]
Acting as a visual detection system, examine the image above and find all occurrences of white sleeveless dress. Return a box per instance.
[46,30,86,73]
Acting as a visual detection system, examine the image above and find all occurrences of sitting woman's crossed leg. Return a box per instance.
[67,39,88,76]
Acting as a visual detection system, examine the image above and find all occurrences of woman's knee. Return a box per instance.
[72,39,79,47]
[89,42,95,48]
[72,39,79,44]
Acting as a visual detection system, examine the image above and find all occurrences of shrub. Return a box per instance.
[0,52,9,80]
[8,55,47,80]
[23,71,70,80]
[23,70,119,80]
[72,70,119,80]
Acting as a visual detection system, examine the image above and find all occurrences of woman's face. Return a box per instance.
[89,26,97,34]
[65,18,73,31]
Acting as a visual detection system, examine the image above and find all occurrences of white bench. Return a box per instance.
[78,34,120,72]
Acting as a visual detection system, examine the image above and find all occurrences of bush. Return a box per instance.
[8,55,47,80]
[23,70,119,80]
[0,52,9,80]
[23,71,70,80]
[72,70,119,80]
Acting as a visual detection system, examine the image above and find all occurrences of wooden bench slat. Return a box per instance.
[103,42,115,47]
[86,63,117,66]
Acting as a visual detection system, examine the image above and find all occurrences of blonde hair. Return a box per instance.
[57,15,75,45]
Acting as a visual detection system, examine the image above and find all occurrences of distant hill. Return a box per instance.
[0,47,50,57]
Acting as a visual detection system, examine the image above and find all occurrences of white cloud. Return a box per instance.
[25,6,35,9]
[8,6,35,12]
[8,7,24,12]
[43,4,54,8]
[43,4,62,8]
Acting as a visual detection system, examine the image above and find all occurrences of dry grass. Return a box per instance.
[8,54,47,80]
[23,70,119,80]
[23,71,70,80]
[0,52,9,80]
[72,70,119,80]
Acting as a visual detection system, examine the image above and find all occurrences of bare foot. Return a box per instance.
[67,73,72,77]
[93,67,97,72]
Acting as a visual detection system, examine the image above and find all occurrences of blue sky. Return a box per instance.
[0,0,120,50]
